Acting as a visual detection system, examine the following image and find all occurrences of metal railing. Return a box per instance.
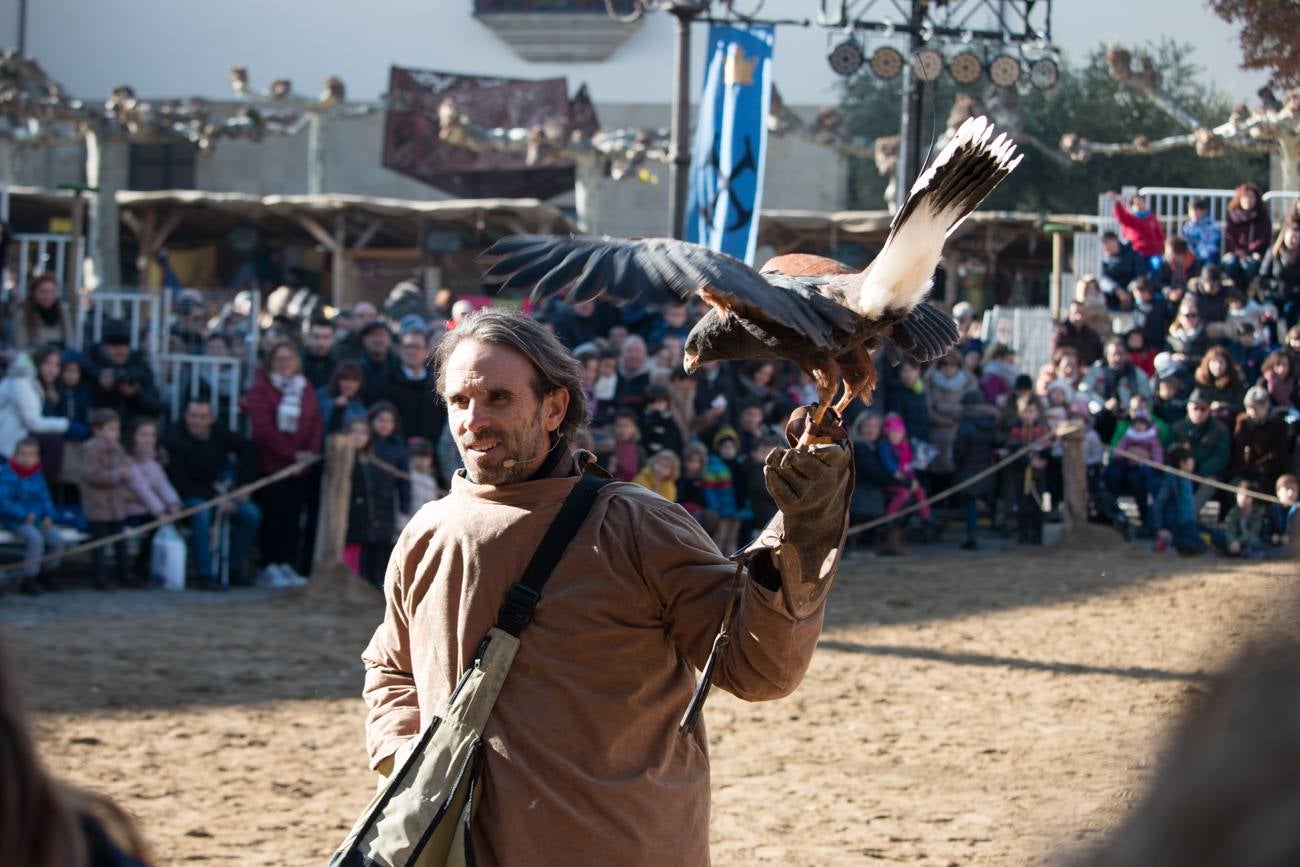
[159,353,243,431]
[979,304,1056,378]
[161,286,261,387]
[79,290,162,364]
[1264,190,1299,225]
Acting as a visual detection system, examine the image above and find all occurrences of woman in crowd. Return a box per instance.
[0,351,71,464]
[1260,221,1300,326]
[12,273,74,350]
[1222,181,1272,289]
[981,343,1019,406]
[849,412,893,551]
[242,337,322,582]
[925,351,974,477]
[317,358,368,435]
[1192,345,1247,422]
[1164,299,1212,373]
[1075,275,1113,338]
[30,345,81,489]
[1257,349,1297,411]
[0,638,155,866]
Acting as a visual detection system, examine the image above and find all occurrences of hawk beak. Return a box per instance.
[683,349,700,375]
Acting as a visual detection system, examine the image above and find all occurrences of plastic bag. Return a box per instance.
[150,524,187,591]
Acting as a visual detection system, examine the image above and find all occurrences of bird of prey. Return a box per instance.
[477,115,1022,442]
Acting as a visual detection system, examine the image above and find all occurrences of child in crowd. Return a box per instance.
[1223,486,1270,558]
[1153,376,1187,428]
[1228,321,1269,385]
[609,410,645,483]
[52,354,92,439]
[0,437,65,595]
[640,385,683,458]
[1004,395,1051,541]
[704,428,743,554]
[367,400,410,534]
[1123,328,1156,378]
[1151,445,1223,554]
[632,449,680,502]
[121,417,181,584]
[736,400,771,455]
[343,418,401,588]
[404,437,440,520]
[591,348,620,428]
[676,442,714,534]
[743,434,785,542]
[79,408,131,589]
[1114,407,1164,486]
[1180,196,1222,265]
[880,413,934,537]
[1266,473,1298,556]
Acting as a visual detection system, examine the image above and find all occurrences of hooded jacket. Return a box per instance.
[0,354,70,458]
[362,450,842,866]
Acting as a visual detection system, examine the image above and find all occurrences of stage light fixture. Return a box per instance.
[868,45,905,80]
[948,51,983,85]
[988,53,1022,88]
[828,38,865,77]
[914,48,944,82]
[1029,57,1059,90]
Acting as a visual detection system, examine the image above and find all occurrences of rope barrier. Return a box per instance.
[844,427,1062,537]
[2,455,322,576]
[362,453,413,483]
[1109,447,1284,506]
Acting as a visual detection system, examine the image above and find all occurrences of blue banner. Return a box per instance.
[683,24,774,265]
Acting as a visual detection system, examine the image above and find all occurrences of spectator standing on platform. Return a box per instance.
[1170,389,1233,515]
[121,417,181,583]
[1260,222,1300,326]
[952,391,999,550]
[79,409,131,589]
[318,358,368,436]
[12,274,74,350]
[356,321,400,402]
[242,338,322,584]
[1100,231,1149,294]
[0,352,70,462]
[1051,302,1105,368]
[343,418,395,587]
[88,323,163,423]
[926,352,973,476]
[1108,191,1166,266]
[1222,182,1272,288]
[1228,386,1292,492]
[0,437,65,595]
[885,360,931,445]
[164,398,261,590]
[980,343,1018,406]
[1181,196,1222,265]
[372,327,446,451]
[301,316,339,388]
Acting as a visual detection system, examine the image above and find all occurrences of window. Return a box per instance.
[128,142,197,191]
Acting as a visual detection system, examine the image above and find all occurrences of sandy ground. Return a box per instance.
[4,545,1294,866]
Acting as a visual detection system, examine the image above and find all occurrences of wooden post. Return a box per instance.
[1044,222,1071,320]
[1058,421,1089,540]
[313,433,355,569]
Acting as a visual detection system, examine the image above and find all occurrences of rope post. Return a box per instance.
[1059,421,1089,539]
[314,433,355,569]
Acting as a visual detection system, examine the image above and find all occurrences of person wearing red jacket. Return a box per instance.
[1223,181,1273,290]
[1108,191,1166,263]
[242,337,323,581]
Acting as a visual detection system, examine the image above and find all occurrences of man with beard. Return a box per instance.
[360,309,852,866]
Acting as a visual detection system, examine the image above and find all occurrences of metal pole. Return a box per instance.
[894,0,926,199]
[668,6,697,239]
[17,0,27,55]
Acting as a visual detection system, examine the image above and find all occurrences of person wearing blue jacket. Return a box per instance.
[1180,197,1223,265]
[1149,444,1224,554]
[0,437,65,594]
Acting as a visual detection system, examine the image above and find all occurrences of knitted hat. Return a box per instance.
[712,425,740,451]
[882,414,907,435]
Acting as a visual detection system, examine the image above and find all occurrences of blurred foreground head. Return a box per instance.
[1066,597,1300,867]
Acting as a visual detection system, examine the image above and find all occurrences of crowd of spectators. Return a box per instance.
[2,184,1300,594]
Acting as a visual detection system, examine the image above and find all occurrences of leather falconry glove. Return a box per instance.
[741,404,854,619]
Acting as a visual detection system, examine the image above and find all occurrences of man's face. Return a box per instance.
[103,343,130,366]
[1106,343,1126,370]
[399,333,429,372]
[1187,401,1210,425]
[443,339,567,486]
[353,303,378,326]
[185,402,215,438]
[1068,303,1085,326]
[664,305,687,328]
[1102,237,1119,256]
[308,325,335,355]
[622,340,647,374]
[363,328,391,359]
[1278,483,1298,507]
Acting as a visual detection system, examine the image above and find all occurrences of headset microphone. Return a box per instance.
[499,437,565,470]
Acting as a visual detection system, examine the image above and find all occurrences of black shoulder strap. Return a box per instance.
[496,474,612,637]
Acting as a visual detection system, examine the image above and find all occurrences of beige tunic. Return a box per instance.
[361,456,832,866]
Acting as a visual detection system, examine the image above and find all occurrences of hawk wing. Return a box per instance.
[888,301,960,364]
[478,235,860,350]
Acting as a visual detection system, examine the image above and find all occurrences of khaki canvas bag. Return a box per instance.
[329,474,611,867]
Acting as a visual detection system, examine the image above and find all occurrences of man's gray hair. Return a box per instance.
[433,308,590,440]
